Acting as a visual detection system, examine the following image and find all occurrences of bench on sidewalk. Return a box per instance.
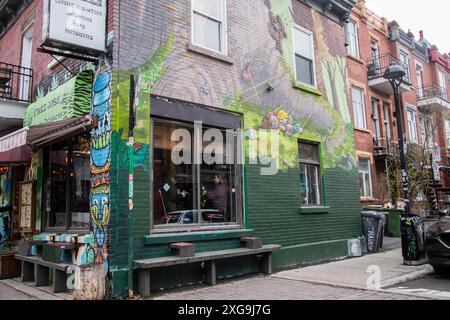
[134,244,281,298]
[15,255,74,293]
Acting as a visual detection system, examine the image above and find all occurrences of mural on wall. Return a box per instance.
[88,60,113,276]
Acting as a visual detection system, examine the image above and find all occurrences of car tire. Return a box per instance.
[433,265,450,277]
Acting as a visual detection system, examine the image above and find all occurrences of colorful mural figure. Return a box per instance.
[90,63,112,276]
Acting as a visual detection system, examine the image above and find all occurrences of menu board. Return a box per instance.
[19,181,35,233]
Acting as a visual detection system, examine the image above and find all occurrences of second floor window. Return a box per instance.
[407,108,418,144]
[445,120,450,148]
[346,20,359,58]
[293,25,316,87]
[352,87,366,129]
[419,115,434,150]
[192,0,227,54]
[299,141,322,207]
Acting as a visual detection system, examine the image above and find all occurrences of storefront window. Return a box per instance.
[44,135,90,230]
[152,120,241,229]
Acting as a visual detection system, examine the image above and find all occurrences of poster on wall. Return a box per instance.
[42,0,107,54]
[18,181,36,234]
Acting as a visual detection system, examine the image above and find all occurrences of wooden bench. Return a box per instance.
[134,244,281,298]
[15,254,74,293]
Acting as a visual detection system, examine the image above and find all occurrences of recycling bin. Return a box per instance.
[361,211,386,252]
[400,214,428,265]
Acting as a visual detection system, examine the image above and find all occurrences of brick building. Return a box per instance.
[346,0,450,213]
[1,0,363,298]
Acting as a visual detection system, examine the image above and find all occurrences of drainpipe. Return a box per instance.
[128,75,136,298]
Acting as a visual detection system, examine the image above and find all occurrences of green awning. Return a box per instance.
[23,70,94,127]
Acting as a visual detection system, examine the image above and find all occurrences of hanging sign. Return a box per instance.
[42,0,107,54]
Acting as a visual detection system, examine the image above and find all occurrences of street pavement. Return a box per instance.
[385,273,450,300]
[0,281,36,300]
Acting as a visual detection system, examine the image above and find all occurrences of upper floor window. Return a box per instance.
[192,0,227,54]
[299,141,322,207]
[293,25,316,87]
[346,20,359,58]
[351,86,367,129]
[416,63,424,98]
[399,50,410,82]
[407,108,418,144]
[419,115,434,150]
[438,70,448,100]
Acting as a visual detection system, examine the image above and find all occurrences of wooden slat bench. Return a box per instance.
[15,254,74,293]
[134,244,281,297]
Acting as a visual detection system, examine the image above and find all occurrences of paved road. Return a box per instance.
[0,282,36,300]
[385,273,450,300]
[151,275,428,300]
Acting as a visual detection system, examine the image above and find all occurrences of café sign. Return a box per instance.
[42,0,107,54]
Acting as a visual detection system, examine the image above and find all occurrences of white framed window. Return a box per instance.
[419,114,434,150]
[438,70,448,100]
[191,0,227,54]
[407,108,418,143]
[358,158,372,198]
[416,62,424,98]
[293,25,316,87]
[399,50,410,82]
[445,120,450,148]
[346,20,359,58]
[352,87,367,129]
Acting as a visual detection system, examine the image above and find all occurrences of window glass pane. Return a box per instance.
[300,164,309,205]
[193,13,221,52]
[299,142,320,162]
[359,172,365,196]
[153,123,197,226]
[70,136,90,229]
[364,173,372,197]
[294,28,312,59]
[359,158,370,172]
[309,165,321,205]
[47,147,68,228]
[193,0,221,19]
[295,55,313,85]
[352,87,365,128]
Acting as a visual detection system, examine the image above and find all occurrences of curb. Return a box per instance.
[0,279,66,300]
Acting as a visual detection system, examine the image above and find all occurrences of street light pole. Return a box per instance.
[384,62,411,215]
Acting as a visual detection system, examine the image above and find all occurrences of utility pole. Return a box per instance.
[128,75,136,299]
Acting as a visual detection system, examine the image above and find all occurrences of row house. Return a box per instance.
[346,0,450,213]
[0,0,362,299]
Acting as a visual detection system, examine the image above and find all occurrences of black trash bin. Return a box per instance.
[361,211,386,252]
[400,214,428,265]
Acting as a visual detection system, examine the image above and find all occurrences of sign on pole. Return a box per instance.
[432,148,442,163]
[42,0,107,54]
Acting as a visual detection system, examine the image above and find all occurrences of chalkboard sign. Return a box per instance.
[400,215,426,261]
[18,181,36,234]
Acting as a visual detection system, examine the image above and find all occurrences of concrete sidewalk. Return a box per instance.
[272,248,434,290]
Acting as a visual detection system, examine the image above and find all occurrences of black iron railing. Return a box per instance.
[0,62,34,103]
[416,84,449,102]
[367,53,411,84]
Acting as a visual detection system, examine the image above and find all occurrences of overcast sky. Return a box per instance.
[365,0,450,54]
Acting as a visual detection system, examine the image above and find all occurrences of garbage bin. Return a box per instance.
[400,214,428,265]
[361,211,386,252]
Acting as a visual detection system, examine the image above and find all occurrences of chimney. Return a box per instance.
[419,30,424,42]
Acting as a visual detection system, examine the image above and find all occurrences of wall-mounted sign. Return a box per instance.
[19,181,36,234]
[24,70,93,127]
[42,0,107,54]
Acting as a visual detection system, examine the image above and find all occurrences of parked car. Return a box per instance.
[425,217,450,275]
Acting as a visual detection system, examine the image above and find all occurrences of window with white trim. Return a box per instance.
[399,50,410,82]
[358,158,372,198]
[438,70,448,100]
[352,87,367,129]
[293,25,316,87]
[407,108,418,143]
[192,0,227,54]
[419,114,433,150]
[346,20,359,58]
[445,120,450,148]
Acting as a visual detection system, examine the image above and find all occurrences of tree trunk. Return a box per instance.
[74,263,105,300]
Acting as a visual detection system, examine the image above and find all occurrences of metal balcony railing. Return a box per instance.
[374,137,394,157]
[0,62,34,103]
[416,84,449,102]
[367,53,411,84]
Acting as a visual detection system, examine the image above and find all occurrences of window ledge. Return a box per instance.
[187,43,234,65]
[354,128,373,135]
[293,82,322,96]
[298,206,331,215]
[347,54,365,65]
[144,228,254,246]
